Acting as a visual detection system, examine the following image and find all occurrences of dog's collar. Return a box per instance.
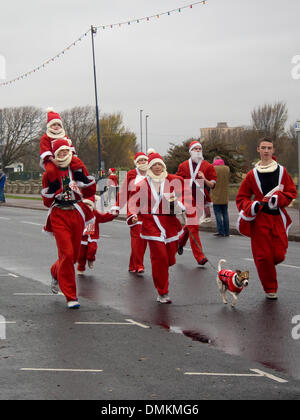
[233,273,244,289]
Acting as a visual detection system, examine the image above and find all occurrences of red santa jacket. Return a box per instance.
[81,210,115,245]
[218,270,244,294]
[41,163,96,233]
[128,174,194,243]
[40,133,76,165]
[236,165,297,238]
[112,168,146,228]
[176,159,217,205]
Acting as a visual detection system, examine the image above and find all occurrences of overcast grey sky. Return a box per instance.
[0,0,299,154]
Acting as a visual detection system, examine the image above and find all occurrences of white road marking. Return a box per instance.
[0,273,19,278]
[75,319,149,329]
[0,321,16,324]
[0,216,11,220]
[244,258,299,270]
[14,292,63,296]
[184,369,288,383]
[20,221,43,227]
[20,368,103,373]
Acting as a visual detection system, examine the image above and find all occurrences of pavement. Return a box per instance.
[2,193,300,242]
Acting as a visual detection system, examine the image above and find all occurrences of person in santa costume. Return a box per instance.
[128,152,194,303]
[40,107,82,182]
[111,152,149,273]
[176,140,217,265]
[107,168,119,204]
[236,137,297,300]
[77,196,116,274]
[41,138,96,309]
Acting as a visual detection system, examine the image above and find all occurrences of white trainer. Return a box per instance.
[67,301,80,309]
[50,274,59,294]
[266,293,278,300]
[88,261,94,269]
[157,294,172,304]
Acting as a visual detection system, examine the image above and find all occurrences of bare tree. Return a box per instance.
[0,106,43,168]
[60,106,96,156]
[251,101,288,141]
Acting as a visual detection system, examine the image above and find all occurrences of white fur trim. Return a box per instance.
[251,201,260,216]
[148,157,166,170]
[46,107,54,113]
[47,118,62,129]
[268,195,278,210]
[189,142,202,153]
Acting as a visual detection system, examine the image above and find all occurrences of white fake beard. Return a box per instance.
[46,127,66,139]
[147,168,168,182]
[190,151,203,163]
[55,151,72,168]
[136,162,148,172]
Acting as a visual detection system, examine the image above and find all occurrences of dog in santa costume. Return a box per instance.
[77,195,116,274]
[128,152,194,303]
[41,138,96,309]
[111,152,149,273]
[236,137,297,299]
[40,107,83,183]
[176,140,217,265]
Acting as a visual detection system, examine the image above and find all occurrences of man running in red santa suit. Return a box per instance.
[41,139,96,309]
[236,137,297,300]
[111,152,148,273]
[176,141,217,265]
[128,152,194,303]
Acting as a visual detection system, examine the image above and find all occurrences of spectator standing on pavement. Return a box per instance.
[0,168,6,203]
[41,138,96,309]
[236,137,297,300]
[211,156,230,237]
[176,141,217,265]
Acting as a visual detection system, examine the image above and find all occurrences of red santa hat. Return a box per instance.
[189,140,202,153]
[83,195,95,208]
[52,138,71,158]
[46,107,63,129]
[109,168,116,174]
[134,152,148,165]
[147,152,166,170]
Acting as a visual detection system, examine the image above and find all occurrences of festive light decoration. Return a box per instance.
[0,1,207,87]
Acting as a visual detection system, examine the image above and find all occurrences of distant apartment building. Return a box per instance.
[200,122,244,140]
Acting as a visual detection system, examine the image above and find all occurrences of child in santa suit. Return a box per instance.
[41,138,96,309]
[236,137,297,299]
[128,152,194,303]
[40,107,84,183]
[77,196,116,274]
[176,140,217,265]
[111,152,149,273]
[107,168,118,204]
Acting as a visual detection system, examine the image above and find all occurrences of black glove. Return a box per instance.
[73,170,90,184]
[48,179,61,194]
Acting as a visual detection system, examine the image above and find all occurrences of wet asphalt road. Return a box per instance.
[0,206,300,400]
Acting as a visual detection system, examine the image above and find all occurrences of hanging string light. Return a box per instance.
[0,1,208,88]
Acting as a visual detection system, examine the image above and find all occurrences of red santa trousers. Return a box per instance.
[250,213,288,294]
[178,208,205,262]
[129,224,147,272]
[148,240,178,296]
[50,207,85,301]
[77,242,98,272]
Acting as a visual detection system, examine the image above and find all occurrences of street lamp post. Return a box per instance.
[145,114,149,152]
[295,121,300,223]
[91,25,102,179]
[140,109,143,152]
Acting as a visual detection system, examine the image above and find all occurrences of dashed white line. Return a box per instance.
[20,221,43,227]
[244,258,299,270]
[75,319,149,329]
[184,369,288,383]
[20,368,103,373]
